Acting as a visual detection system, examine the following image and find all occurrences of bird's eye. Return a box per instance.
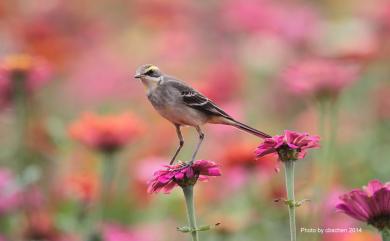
[147,70,155,75]
[146,69,160,77]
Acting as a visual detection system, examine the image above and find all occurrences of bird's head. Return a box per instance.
[134,64,162,80]
[134,64,163,90]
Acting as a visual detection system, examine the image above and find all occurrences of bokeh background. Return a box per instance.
[0,0,389,240]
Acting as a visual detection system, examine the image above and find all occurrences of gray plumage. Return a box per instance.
[135,64,270,164]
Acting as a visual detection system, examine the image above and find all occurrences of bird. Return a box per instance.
[134,64,271,165]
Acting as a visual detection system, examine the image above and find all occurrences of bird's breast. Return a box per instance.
[147,88,207,126]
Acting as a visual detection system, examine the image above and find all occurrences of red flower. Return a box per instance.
[147,160,221,194]
[336,180,390,231]
[256,130,320,162]
[69,112,144,153]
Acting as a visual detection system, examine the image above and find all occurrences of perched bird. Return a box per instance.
[134,64,271,164]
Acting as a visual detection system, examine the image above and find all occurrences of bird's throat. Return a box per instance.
[141,77,159,92]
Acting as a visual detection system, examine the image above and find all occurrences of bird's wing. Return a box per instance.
[166,78,233,120]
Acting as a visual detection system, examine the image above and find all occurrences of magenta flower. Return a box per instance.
[336,180,390,231]
[256,130,320,162]
[282,58,359,99]
[147,160,221,194]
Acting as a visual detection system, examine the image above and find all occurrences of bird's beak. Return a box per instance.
[134,73,142,79]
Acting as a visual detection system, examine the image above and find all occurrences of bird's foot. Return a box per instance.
[188,159,194,165]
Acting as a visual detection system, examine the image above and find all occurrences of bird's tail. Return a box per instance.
[230,119,271,139]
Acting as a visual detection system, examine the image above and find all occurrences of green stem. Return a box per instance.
[14,77,29,173]
[382,229,390,241]
[99,152,116,221]
[328,99,339,166]
[284,160,296,241]
[86,152,117,240]
[182,185,199,241]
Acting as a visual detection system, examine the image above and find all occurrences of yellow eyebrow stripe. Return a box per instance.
[145,65,159,72]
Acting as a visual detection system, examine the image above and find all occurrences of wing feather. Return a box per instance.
[184,93,232,119]
[181,90,232,119]
[166,78,233,119]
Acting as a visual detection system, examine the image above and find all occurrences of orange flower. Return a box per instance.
[324,231,381,241]
[0,54,52,106]
[65,173,99,203]
[69,112,144,153]
[222,143,277,172]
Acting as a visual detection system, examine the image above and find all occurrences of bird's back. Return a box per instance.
[147,76,210,126]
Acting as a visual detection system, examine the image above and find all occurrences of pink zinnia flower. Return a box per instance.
[255,130,320,162]
[282,58,359,99]
[147,160,221,194]
[69,112,144,153]
[336,180,390,231]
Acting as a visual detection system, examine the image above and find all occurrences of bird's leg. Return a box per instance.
[170,125,184,165]
[190,126,204,164]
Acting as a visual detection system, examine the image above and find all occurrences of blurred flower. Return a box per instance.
[69,112,144,153]
[375,1,390,32]
[321,188,357,229]
[314,19,379,61]
[103,224,153,241]
[64,172,99,203]
[154,28,200,64]
[282,58,359,99]
[0,54,51,88]
[0,54,52,106]
[133,157,166,203]
[133,0,194,28]
[24,209,63,241]
[200,60,242,103]
[147,160,221,194]
[221,0,319,44]
[66,47,133,105]
[255,130,320,162]
[336,179,390,231]
[221,142,277,173]
[0,168,21,215]
[323,231,381,241]
[222,143,258,169]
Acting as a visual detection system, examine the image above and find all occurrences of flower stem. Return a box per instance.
[382,229,390,241]
[99,152,116,220]
[88,151,116,240]
[182,185,199,241]
[284,160,296,241]
[317,98,339,190]
[14,77,29,173]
